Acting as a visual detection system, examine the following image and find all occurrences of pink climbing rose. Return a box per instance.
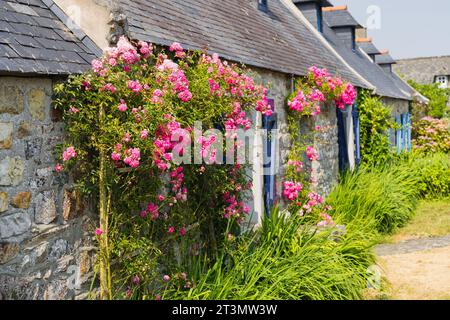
[306,146,319,161]
[282,181,303,201]
[62,146,77,162]
[169,42,183,52]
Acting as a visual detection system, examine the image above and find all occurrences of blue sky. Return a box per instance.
[330,0,450,59]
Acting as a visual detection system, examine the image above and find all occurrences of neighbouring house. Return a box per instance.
[0,0,100,299]
[394,55,450,89]
[394,55,450,117]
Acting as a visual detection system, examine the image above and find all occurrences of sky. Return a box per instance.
[329,0,450,59]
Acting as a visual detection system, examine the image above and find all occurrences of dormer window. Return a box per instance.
[258,0,268,12]
[316,2,323,32]
[435,75,448,89]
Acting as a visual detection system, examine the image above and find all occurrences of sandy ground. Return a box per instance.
[377,245,450,300]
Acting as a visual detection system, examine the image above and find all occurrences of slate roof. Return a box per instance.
[0,0,100,75]
[322,9,361,28]
[376,53,397,65]
[321,14,411,100]
[116,0,368,88]
[293,0,332,6]
[357,42,380,55]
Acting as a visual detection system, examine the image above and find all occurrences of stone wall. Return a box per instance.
[248,68,340,225]
[0,76,95,300]
[311,104,340,196]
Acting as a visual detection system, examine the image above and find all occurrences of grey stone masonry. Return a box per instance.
[0,76,95,300]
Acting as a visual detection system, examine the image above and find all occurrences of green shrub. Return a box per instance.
[408,80,450,118]
[358,90,398,166]
[403,152,450,199]
[328,164,419,234]
[162,209,375,300]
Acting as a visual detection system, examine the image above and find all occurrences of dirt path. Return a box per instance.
[375,236,450,300]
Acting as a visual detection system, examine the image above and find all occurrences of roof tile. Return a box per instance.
[0,0,99,74]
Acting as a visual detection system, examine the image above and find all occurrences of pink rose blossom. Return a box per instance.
[140,129,149,140]
[118,99,128,112]
[169,42,183,52]
[62,146,77,162]
[306,146,319,161]
[127,80,143,93]
[54,163,63,172]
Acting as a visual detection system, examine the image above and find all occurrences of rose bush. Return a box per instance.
[54,37,269,299]
[413,116,450,153]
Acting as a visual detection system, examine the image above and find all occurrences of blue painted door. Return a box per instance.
[263,99,276,216]
[337,108,349,171]
[352,103,361,166]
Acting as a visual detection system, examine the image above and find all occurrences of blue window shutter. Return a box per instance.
[402,113,408,151]
[263,99,276,216]
[352,103,361,166]
[337,108,349,171]
[407,112,412,151]
[396,115,402,154]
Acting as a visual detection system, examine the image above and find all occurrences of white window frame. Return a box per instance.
[435,75,448,89]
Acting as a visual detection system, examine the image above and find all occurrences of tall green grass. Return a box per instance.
[328,152,450,235]
[328,164,420,234]
[402,152,450,199]
[164,209,375,300]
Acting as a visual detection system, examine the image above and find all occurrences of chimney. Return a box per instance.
[293,0,332,32]
[356,27,367,39]
[322,6,362,51]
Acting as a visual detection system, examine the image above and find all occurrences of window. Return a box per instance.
[316,3,323,32]
[258,0,268,12]
[436,75,448,89]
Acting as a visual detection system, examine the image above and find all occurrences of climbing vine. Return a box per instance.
[284,66,357,225]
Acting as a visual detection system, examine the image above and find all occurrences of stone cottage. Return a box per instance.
[0,0,101,299]
[0,0,416,300]
[51,0,372,218]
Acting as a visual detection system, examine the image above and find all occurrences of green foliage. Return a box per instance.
[328,152,450,235]
[357,90,398,166]
[408,80,450,118]
[161,208,375,300]
[402,152,450,199]
[328,163,420,235]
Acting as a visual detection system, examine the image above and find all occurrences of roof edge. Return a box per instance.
[42,0,103,58]
[281,0,374,90]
